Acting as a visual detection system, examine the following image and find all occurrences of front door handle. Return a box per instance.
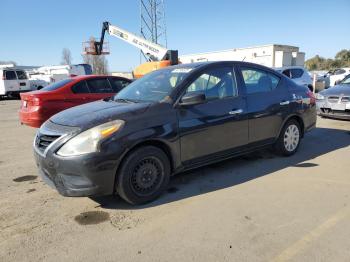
[280,101,290,105]
[229,109,243,115]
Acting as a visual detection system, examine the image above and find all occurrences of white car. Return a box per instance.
[327,68,350,86]
[275,66,313,91]
[0,67,31,97]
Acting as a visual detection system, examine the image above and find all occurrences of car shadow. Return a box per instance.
[90,126,350,210]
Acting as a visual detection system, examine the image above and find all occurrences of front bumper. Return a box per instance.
[34,151,121,197]
[316,100,350,120]
[33,123,125,197]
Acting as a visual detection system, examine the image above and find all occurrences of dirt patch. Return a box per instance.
[294,163,318,168]
[13,175,37,182]
[110,213,143,230]
[74,211,110,225]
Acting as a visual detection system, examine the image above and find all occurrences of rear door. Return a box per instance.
[86,77,115,100]
[238,65,290,145]
[16,70,30,91]
[4,70,19,92]
[69,80,91,106]
[178,65,248,164]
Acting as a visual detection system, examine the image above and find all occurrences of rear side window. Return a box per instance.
[42,79,73,91]
[16,70,28,80]
[241,67,280,94]
[290,69,304,79]
[108,78,130,92]
[334,69,345,75]
[282,69,291,78]
[71,81,90,94]
[5,71,17,80]
[87,78,113,93]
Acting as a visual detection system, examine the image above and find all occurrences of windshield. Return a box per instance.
[340,75,350,84]
[113,67,193,102]
[41,78,73,91]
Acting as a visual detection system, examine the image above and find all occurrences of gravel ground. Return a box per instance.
[0,99,350,262]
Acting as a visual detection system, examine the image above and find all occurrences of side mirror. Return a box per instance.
[179,92,206,106]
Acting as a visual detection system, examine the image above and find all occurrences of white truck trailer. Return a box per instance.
[27,64,92,90]
[179,44,305,68]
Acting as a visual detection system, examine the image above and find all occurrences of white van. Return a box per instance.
[0,67,31,96]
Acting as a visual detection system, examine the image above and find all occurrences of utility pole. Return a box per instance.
[140,0,167,62]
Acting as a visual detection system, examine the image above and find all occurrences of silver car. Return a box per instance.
[316,74,350,120]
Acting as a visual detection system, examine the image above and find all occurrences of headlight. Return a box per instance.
[316,93,325,100]
[57,120,124,156]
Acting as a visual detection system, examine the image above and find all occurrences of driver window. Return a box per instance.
[186,67,237,100]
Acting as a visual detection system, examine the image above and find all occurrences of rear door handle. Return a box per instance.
[280,101,290,105]
[229,109,243,115]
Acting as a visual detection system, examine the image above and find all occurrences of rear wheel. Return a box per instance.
[274,119,301,156]
[116,146,170,205]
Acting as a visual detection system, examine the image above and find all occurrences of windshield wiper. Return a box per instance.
[113,98,138,103]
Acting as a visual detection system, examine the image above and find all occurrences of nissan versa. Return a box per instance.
[33,61,316,205]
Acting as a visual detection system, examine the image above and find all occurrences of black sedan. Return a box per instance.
[33,61,317,205]
[316,74,350,120]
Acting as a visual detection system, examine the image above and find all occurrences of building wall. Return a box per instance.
[179,44,305,68]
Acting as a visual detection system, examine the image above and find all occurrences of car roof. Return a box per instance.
[70,75,130,80]
[169,61,279,72]
[274,66,306,70]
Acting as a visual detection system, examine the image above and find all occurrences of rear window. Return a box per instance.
[71,81,90,94]
[5,71,17,80]
[42,79,73,91]
[290,69,304,79]
[16,70,28,80]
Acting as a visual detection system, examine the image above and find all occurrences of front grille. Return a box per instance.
[34,121,80,154]
[341,96,350,103]
[320,108,350,116]
[36,134,61,152]
[328,96,340,103]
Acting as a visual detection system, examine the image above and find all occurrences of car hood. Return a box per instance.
[320,84,350,96]
[50,100,151,129]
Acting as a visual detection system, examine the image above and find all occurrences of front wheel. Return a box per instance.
[274,119,301,156]
[116,146,170,205]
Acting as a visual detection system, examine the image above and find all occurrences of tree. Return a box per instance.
[335,49,350,62]
[82,37,109,74]
[82,54,109,75]
[61,48,72,65]
[305,49,350,71]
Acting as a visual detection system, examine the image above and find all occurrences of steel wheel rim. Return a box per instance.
[130,157,164,196]
[283,124,300,152]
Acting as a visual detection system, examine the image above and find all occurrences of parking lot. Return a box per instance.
[0,99,349,262]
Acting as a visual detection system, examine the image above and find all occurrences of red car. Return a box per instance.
[19,75,131,128]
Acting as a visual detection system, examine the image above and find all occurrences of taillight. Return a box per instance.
[32,97,43,106]
[307,91,316,105]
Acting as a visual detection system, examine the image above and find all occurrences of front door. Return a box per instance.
[178,66,248,164]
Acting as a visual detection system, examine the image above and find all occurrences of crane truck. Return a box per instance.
[86,22,179,78]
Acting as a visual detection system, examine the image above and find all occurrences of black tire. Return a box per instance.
[274,119,301,156]
[116,146,170,205]
[37,86,43,90]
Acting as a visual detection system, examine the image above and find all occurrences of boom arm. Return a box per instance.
[96,21,168,61]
